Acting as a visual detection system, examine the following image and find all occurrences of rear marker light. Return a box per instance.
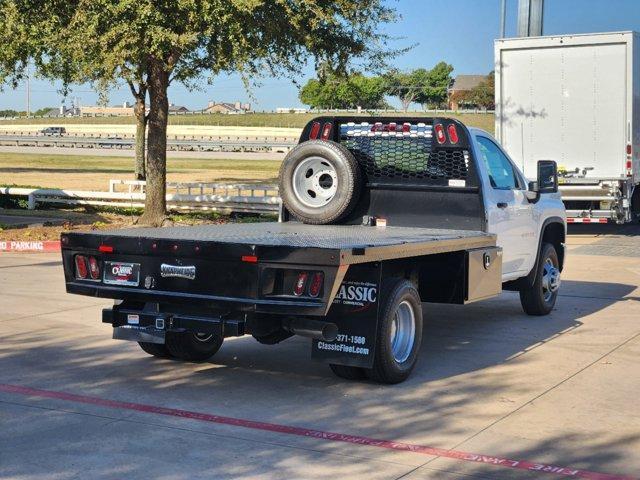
[626,144,632,156]
[88,256,100,280]
[308,272,324,298]
[321,122,332,140]
[75,255,88,279]
[293,272,309,296]
[434,123,446,144]
[447,124,459,144]
[309,121,321,140]
[241,255,258,263]
[98,245,113,253]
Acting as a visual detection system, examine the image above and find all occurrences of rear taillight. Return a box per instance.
[434,123,446,144]
[293,272,309,296]
[447,124,459,144]
[75,255,88,279]
[88,256,100,280]
[309,121,321,140]
[626,144,632,155]
[308,272,324,298]
[321,122,332,140]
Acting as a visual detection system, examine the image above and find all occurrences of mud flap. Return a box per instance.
[311,263,381,368]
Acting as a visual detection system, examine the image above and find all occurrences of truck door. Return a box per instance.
[475,135,537,277]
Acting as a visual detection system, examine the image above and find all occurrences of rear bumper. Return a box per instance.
[104,304,246,344]
[68,281,325,315]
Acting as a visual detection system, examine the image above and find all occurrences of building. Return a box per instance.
[204,101,251,114]
[81,101,134,116]
[168,103,189,113]
[447,75,487,110]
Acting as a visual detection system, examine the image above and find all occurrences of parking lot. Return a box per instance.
[0,225,639,480]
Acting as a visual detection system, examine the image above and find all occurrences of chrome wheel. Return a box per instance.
[292,156,338,208]
[390,300,416,363]
[541,258,560,302]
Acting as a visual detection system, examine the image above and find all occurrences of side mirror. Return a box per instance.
[537,160,558,193]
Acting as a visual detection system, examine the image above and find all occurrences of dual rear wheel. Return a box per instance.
[330,278,423,384]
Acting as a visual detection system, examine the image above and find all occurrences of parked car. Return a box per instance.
[40,126,66,136]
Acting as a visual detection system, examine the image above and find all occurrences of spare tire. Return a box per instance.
[279,140,362,224]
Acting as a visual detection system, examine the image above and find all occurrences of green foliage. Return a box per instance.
[0,109,23,117]
[420,61,454,108]
[33,107,54,116]
[383,68,430,112]
[299,73,387,109]
[465,72,495,109]
[383,63,453,111]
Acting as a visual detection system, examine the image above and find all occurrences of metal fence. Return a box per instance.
[1,180,280,214]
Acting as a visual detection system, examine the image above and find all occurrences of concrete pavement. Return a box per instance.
[0,228,639,479]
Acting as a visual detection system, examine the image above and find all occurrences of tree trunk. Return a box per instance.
[134,96,146,180]
[139,61,169,226]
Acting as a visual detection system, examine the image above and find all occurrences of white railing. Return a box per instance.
[1,180,280,214]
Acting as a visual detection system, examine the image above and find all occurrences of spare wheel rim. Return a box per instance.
[292,156,338,208]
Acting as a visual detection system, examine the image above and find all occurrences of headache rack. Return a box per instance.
[300,116,479,190]
[296,116,486,231]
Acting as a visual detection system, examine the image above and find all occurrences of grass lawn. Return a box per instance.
[0,152,281,190]
[0,112,495,132]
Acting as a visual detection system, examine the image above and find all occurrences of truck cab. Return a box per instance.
[469,128,566,281]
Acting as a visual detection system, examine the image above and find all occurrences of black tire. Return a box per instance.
[519,243,560,316]
[165,332,223,362]
[279,140,362,224]
[329,364,367,380]
[138,342,172,358]
[367,279,423,384]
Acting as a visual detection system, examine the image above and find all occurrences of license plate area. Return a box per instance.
[103,261,140,286]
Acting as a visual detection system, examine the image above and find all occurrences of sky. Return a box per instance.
[2,0,640,113]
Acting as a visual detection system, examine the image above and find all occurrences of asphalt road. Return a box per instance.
[0,227,639,479]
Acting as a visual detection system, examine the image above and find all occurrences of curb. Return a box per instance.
[0,240,61,253]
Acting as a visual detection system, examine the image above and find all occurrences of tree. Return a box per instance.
[0,1,399,225]
[384,69,430,112]
[466,72,495,109]
[418,61,453,109]
[300,73,387,110]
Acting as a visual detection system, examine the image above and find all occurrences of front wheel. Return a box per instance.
[519,243,561,315]
[367,278,423,384]
[165,332,224,362]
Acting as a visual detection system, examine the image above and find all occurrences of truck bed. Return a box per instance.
[70,222,495,265]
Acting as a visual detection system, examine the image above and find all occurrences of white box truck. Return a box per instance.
[495,32,640,224]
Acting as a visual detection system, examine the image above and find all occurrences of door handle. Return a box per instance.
[497,202,508,209]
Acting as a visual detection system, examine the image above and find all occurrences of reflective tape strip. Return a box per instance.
[567,218,608,224]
